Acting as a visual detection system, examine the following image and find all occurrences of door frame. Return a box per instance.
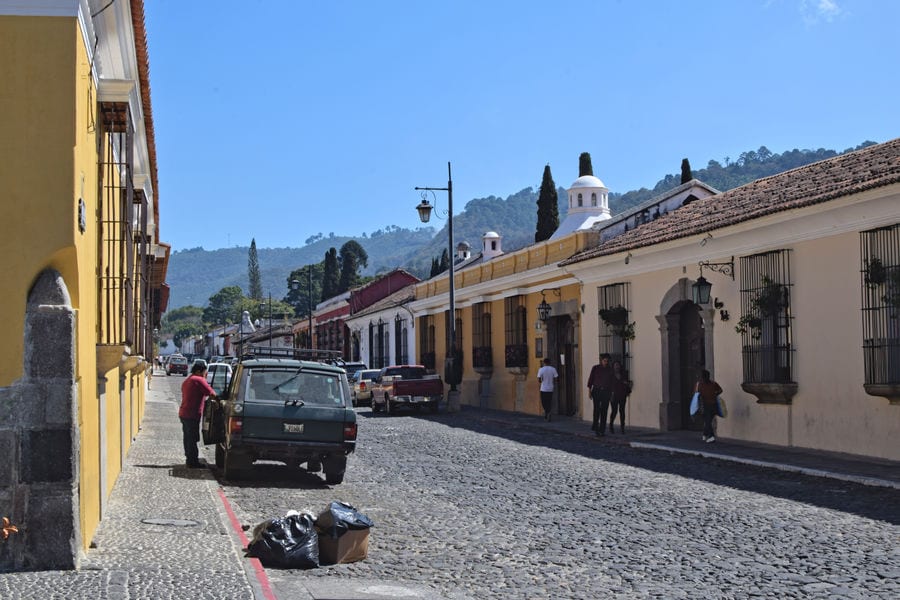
[657,278,717,430]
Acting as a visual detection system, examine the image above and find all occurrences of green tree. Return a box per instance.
[680,158,693,184]
[338,240,369,292]
[321,248,340,301]
[203,286,245,325]
[430,256,440,277]
[534,164,559,242]
[161,305,205,347]
[161,305,204,332]
[439,248,449,272]
[579,152,593,177]
[248,238,263,300]
[285,263,322,317]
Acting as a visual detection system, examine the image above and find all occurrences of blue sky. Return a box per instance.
[143,0,900,252]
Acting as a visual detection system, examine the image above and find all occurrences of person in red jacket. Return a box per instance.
[180,361,217,468]
[696,369,723,443]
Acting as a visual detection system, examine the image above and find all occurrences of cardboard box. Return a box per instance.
[318,528,369,565]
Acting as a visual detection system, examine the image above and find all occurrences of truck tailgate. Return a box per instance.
[241,400,349,443]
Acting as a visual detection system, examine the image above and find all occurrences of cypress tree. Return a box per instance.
[535,164,560,242]
[579,152,593,177]
[681,158,693,184]
[321,248,340,301]
[248,238,263,300]
[338,240,369,293]
[439,248,449,272]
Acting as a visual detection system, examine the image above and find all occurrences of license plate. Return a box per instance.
[283,423,304,433]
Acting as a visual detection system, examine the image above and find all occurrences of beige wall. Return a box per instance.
[572,200,900,461]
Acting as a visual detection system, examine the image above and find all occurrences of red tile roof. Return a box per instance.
[561,138,900,265]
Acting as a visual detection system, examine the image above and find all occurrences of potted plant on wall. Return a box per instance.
[735,275,787,338]
[599,305,635,341]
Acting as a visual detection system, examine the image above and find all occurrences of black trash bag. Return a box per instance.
[315,501,374,539]
[245,513,319,569]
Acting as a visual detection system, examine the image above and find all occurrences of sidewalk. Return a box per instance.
[460,405,900,490]
[0,382,270,600]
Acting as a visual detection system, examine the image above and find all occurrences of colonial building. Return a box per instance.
[416,141,900,463]
[562,138,900,461]
[0,0,168,569]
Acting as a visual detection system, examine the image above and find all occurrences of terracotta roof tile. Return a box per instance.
[561,138,900,265]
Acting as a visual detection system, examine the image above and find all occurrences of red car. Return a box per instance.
[166,355,189,376]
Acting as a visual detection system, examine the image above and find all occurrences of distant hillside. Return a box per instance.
[166,142,877,310]
[167,228,434,308]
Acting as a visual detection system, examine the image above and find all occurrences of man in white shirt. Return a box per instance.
[537,357,559,421]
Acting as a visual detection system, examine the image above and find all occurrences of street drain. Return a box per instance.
[141,518,200,527]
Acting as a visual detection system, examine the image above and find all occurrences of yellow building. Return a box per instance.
[412,227,597,419]
[0,0,168,569]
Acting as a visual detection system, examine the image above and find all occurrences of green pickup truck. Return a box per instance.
[202,349,357,484]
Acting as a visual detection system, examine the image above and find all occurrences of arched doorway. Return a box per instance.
[658,278,716,430]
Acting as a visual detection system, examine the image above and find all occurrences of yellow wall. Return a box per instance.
[430,285,580,417]
[0,15,147,550]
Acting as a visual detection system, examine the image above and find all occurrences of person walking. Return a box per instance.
[587,353,614,436]
[696,369,723,443]
[608,360,632,433]
[179,361,217,468]
[537,357,559,421]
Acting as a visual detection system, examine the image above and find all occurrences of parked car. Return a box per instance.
[350,369,381,407]
[370,365,444,414]
[202,353,357,483]
[336,361,368,380]
[205,362,233,395]
[166,355,189,376]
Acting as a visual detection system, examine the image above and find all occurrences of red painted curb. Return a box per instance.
[217,487,277,600]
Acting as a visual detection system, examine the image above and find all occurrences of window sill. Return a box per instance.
[741,382,798,404]
[863,384,900,405]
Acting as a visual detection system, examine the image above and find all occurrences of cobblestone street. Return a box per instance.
[222,407,900,599]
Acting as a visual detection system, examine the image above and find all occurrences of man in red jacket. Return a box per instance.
[180,361,217,468]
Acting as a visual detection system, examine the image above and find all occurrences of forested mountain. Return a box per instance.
[166,142,876,310]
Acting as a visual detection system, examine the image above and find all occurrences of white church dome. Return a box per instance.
[569,175,606,189]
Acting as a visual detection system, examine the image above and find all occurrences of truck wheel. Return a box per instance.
[429,402,439,414]
[385,395,392,415]
[214,444,224,468]
[323,456,346,485]
[224,450,248,480]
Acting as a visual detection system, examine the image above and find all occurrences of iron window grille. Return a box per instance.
[394,318,409,365]
[472,302,493,369]
[98,102,135,347]
[597,283,631,372]
[419,315,436,369]
[860,223,900,386]
[738,250,794,384]
[504,296,528,368]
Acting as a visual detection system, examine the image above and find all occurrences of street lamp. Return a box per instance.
[259,292,272,350]
[291,270,314,350]
[415,161,461,413]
